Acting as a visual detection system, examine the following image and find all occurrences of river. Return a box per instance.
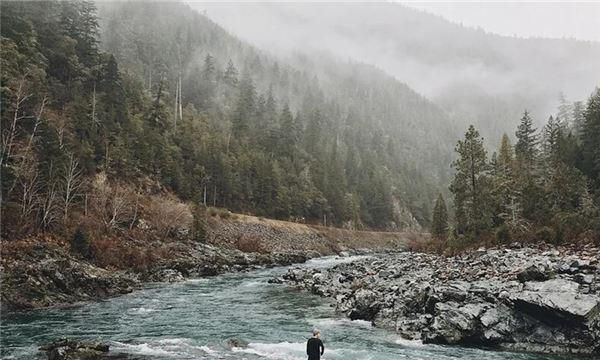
[1,256,569,360]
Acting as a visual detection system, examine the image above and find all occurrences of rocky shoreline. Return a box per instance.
[1,214,410,312]
[274,243,600,355]
[0,240,309,312]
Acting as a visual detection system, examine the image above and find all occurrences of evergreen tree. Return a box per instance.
[572,101,586,140]
[450,125,492,235]
[223,59,238,87]
[202,53,216,81]
[542,115,565,160]
[513,111,547,223]
[231,73,256,138]
[278,104,298,158]
[514,110,538,167]
[431,193,448,240]
[581,89,600,194]
[557,92,574,126]
[492,133,520,225]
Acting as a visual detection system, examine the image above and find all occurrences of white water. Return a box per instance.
[1,256,567,359]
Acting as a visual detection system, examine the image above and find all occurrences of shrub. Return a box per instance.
[552,212,586,244]
[145,196,192,240]
[495,224,511,244]
[236,234,267,253]
[192,206,207,243]
[534,226,554,244]
[92,238,151,270]
[71,228,92,258]
[206,207,232,219]
[446,231,473,252]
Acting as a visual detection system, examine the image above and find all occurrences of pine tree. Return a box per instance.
[491,134,520,226]
[278,104,298,158]
[497,133,513,174]
[572,101,586,140]
[223,59,238,87]
[450,125,492,235]
[231,73,256,138]
[581,89,600,194]
[542,115,565,160]
[202,53,216,81]
[431,193,448,240]
[515,110,538,167]
[513,111,547,223]
[557,92,574,126]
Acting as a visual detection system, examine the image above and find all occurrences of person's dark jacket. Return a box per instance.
[306,337,324,360]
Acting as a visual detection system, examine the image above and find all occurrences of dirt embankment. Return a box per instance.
[206,213,414,254]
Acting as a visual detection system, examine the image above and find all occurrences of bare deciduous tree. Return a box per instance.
[40,162,60,230]
[148,196,191,240]
[1,75,32,169]
[62,153,83,224]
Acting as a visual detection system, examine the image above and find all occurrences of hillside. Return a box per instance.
[97,1,456,228]
[196,2,600,145]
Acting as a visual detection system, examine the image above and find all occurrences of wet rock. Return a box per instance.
[348,289,381,321]
[2,240,311,311]
[40,339,109,360]
[225,338,249,349]
[1,245,138,311]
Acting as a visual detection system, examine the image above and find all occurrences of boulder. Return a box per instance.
[423,302,488,344]
[509,279,599,326]
[517,264,551,283]
[348,289,381,321]
[40,339,109,360]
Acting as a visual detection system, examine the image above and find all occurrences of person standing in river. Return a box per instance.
[307,328,325,360]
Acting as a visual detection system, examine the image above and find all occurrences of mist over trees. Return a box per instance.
[2,0,450,240]
[196,3,600,150]
[1,0,598,248]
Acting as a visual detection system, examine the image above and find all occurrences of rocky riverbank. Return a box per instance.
[1,213,411,311]
[274,243,600,355]
[0,240,308,312]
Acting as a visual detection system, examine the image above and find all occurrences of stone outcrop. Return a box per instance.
[1,244,137,311]
[1,242,308,311]
[275,244,600,355]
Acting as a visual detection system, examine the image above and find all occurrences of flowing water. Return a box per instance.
[1,256,570,360]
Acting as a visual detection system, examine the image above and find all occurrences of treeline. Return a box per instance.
[433,92,600,246]
[1,0,446,241]
[97,1,453,229]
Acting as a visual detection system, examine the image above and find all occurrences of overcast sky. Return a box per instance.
[401,2,600,42]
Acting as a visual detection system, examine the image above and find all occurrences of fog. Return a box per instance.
[191,2,600,140]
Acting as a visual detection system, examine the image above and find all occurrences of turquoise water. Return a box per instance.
[1,256,570,360]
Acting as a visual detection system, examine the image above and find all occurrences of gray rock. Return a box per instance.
[41,339,110,360]
[517,264,550,283]
[510,279,599,325]
[272,245,600,355]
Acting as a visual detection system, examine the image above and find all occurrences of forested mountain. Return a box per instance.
[1,0,458,241]
[96,1,458,227]
[196,3,600,148]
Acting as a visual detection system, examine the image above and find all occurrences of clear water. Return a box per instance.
[1,256,573,360]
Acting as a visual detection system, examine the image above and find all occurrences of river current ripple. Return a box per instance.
[1,256,568,360]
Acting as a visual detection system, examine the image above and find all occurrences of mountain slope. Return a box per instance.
[194,2,600,144]
[95,1,457,228]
